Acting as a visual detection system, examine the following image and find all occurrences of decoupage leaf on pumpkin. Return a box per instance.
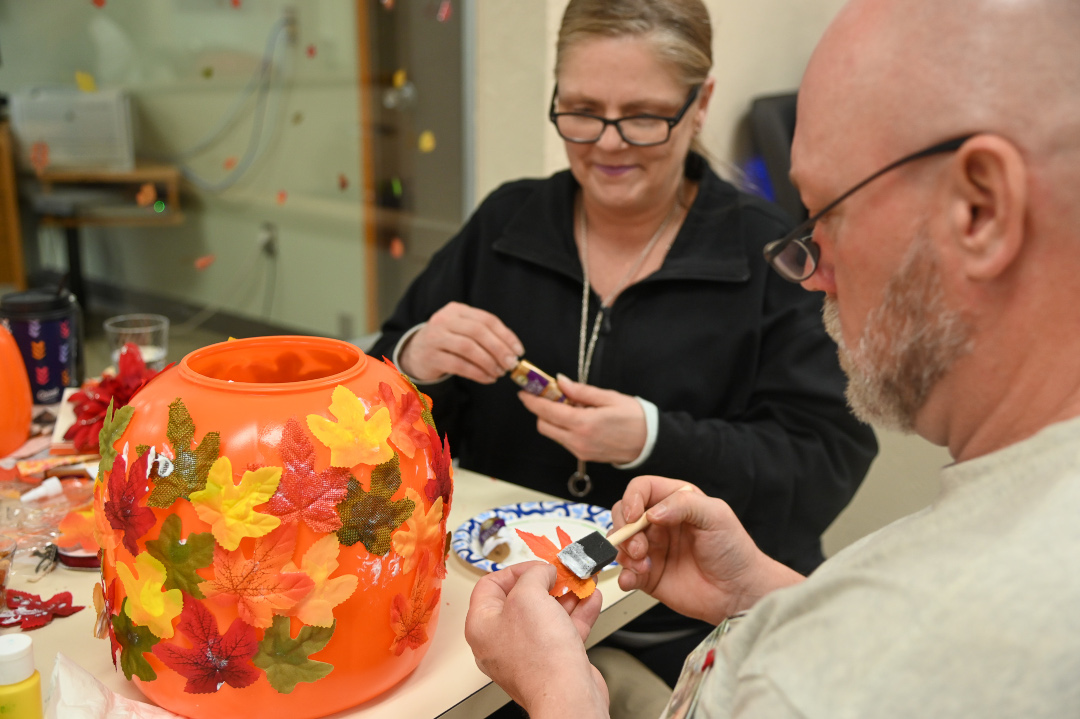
[306,385,394,468]
[113,598,159,681]
[116,552,184,639]
[145,514,215,599]
[282,534,358,628]
[515,528,597,599]
[189,456,282,551]
[103,447,157,556]
[335,453,414,554]
[198,523,315,629]
[93,477,121,564]
[389,551,440,656]
[267,418,350,532]
[253,615,335,694]
[372,382,430,459]
[97,399,135,478]
[57,504,100,553]
[152,599,260,694]
[391,488,444,575]
[146,399,221,507]
[424,425,453,511]
[382,357,436,429]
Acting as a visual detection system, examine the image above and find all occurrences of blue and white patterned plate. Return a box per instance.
[452,501,614,573]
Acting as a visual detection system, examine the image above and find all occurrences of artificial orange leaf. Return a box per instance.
[189,456,282,551]
[307,385,394,468]
[199,523,315,629]
[389,551,440,655]
[382,357,436,428]
[57,504,100,553]
[116,552,184,639]
[391,489,444,574]
[515,528,596,599]
[283,534,358,628]
[372,382,430,459]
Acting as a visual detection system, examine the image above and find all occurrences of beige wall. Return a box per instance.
[472,0,950,555]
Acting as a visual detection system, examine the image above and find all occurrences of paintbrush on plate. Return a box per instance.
[557,486,693,579]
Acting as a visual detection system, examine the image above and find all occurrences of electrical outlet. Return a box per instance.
[283,6,299,46]
[258,222,277,257]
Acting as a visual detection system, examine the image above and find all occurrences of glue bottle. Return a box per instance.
[0,634,43,719]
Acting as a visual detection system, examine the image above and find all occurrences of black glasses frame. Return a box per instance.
[548,84,701,147]
[763,133,978,282]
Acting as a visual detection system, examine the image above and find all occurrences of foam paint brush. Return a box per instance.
[557,486,693,579]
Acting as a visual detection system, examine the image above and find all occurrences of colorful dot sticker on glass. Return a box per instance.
[338,174,349,192]
[154,201,166,213]
[92,0,106,8]
[194,255,216,271]
[381,0,395,9]
[202,67,214,79]
[393,69,408,89]
[29,142,49,175]
[75,71,98,93]
[276,191,288,206]
[418,131,436,153]
[389,237,405,260]
[306,45,317,59]
[436,0,452,22]
[136,184,157,207]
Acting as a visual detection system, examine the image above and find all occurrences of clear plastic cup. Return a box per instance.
[102,313,169,370]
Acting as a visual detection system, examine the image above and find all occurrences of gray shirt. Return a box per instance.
[694,415,1080,718]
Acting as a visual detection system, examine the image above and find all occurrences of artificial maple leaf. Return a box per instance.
[381,357,437,429]
[103,448,157,556]
[116,552,184,639]
[93,477,122,567]
[113,598,159,680]
[306,385,394,468]
[57,504,100,553]
[515,527,597,599]
[389,551,440,655]
[146,399,221,507]
[152,598,260,694]
[335,453,415,554]
[266,418,350,532]
[199,523,315,629]
[189,456,282,551]
[282,534,358,628]
[391,488,444,575]
[253,616,335,694]
[372,382,430,459]
[97,400,135,478]
[0,589,85,630]
[424,425,453,511]
[145,514,215,599]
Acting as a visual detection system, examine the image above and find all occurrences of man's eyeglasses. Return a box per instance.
[763,134,978,282]
[549,85,701,147]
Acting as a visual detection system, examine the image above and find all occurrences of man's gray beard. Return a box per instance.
[822,232,974,432]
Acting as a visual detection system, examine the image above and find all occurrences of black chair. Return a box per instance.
[748,91,807,223]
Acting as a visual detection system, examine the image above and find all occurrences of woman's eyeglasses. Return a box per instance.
[549,85,700,147]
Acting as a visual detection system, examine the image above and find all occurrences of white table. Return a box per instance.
[12,467,657,718]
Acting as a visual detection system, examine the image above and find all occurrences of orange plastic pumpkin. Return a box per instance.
[94,337,452,719]
[0,323,32,457]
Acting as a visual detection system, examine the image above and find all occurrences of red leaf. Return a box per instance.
[0,589,84,630]
[373,382,430,459]
[153,600,260,693]
[104,450,157,555]
[266,419,350,532]
[424,425,452,510]
[389,551,440,655]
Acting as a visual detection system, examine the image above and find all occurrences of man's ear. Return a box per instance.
[945,135,1027,281]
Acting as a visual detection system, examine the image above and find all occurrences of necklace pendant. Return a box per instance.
[568,469,592,498]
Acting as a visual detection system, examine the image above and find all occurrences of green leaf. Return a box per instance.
[113,598,159,681]
[98,400,135,480]
[147,399,221,508]
[253,616,335,694]
[144,514,215,599]
[336,454,414,554]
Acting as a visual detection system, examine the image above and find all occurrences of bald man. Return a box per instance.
[465,0,1080,716]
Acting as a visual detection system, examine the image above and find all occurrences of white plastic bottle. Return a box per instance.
[0,634,43,719]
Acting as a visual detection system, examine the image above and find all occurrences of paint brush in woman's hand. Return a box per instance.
[557,486,693,579]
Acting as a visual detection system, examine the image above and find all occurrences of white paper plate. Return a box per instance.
[452,500,613,573]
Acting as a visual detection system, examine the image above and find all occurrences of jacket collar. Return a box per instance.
[493,154,751,284]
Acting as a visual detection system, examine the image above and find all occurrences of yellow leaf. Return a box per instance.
[117,553,184,639]
[189,456,282,551]
[392,489,444,574]
[284,534,359,628]
[306,385,394,468]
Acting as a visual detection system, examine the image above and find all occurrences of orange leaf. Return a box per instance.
[514,528,596,599]
[389,551,440,655]
[57,505,100,553]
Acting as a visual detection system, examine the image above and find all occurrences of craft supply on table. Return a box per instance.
[509,359,566,402]
[478,517,510,562]
[0,634,44,719]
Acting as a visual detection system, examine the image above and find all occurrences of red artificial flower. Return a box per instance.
[65,342,162,452]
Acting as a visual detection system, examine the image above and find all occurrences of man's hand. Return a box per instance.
[399,302,524,383]
[613,476,805,625]
[519,374,646,465]
[465,562,609,718]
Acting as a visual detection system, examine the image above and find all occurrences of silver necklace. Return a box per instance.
[568,196,680,497]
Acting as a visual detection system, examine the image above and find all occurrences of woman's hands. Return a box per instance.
[612,476,805,624]
[518,374,647,465]
[399,302,524,383]
[465,562,609,718]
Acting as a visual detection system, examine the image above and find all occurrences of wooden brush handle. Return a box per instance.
[606,485,694,548]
